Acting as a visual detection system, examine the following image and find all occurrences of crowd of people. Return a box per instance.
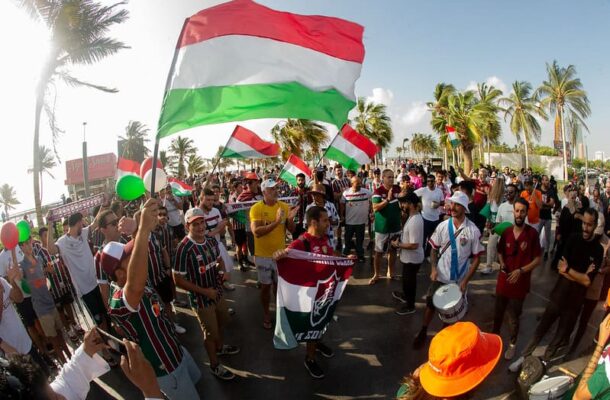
[2,159,610,399]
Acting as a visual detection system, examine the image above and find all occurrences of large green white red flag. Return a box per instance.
[325,124,378,171]
[279,155,312,187]
[274,249,354,350]
[220,125,280,159]
[156,0,364,139]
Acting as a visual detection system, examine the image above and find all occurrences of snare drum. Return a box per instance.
[432,283,467,323]
[528,376,573,400]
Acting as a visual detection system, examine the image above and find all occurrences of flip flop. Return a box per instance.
[263,320,273,330]
[368,276,379,285]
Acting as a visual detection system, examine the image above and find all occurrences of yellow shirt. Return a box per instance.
[250,200,291,257]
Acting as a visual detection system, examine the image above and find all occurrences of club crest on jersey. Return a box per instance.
[311,271,339,327]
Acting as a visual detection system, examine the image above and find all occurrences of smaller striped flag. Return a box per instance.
[279,155,312,187]
[116,157,141,178]
[446,126,461,149]
[220,125,280,159]
[168,177,193,197]
[325,124,377,172]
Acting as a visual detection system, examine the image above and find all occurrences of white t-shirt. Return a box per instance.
[56,226,97,296]
[415,187,445,221]
[400,213,425,264]
[0,248,24,276]
[341,188,372,225]
[305,201,339,248]
[203,207,223,241]
[163,196,183,227]
[0,277,32,354]
[429,218,484,284]
[496,201,515,225]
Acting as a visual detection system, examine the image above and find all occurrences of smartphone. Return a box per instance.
[97,327,127,356]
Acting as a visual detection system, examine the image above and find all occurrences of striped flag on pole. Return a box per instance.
[325,124,378,171]
[279,155,312,187]
[116,157,141,178]
[446,126,461,149]
[220,125,280,159]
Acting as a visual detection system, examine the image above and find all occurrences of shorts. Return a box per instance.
[255,257,277,285]
[38,309,63,337]
[54,292,74,306]
[194,298,230,342]
[247,232,255,255]
[234,229,246,247]
[154,275,175,304]
[81,286,108,326]
[171,224,186,241]
[218,242,234,273]
[374,232,401,253]
[15,297,37,328]
[425,280,445,310]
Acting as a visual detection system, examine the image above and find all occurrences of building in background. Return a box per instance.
[595,151,605,162]
[65,153,117,200]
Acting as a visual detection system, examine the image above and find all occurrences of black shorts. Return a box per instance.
[81,286,108,326]
[234,229,246,246]
[16,297,37,328]
[425,280,445,310]
[171,224,186,240]
[54,292,74,306]
[247,232,255,255]
[154,275,175,304]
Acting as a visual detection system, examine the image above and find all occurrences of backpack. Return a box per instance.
[516,356,546,399]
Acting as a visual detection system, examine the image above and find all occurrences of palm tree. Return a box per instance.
[159,150,169,169]
[168,136,197,178]
[271,119,328,161]
[211,147,235,172]
[186,155,206,176]
[27,145,57,202]
[501,81,548,169]
[0,184,20,220]
[395,146,403,161]
[536,60,591,180]
[17,0,129,226]
[428,83,457,166]
[352,97,393,164]
[475,83,503,162]
[410,133,438,160]
[119,121,150,162]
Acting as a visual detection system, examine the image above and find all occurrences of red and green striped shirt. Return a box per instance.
[147,233,167,288]
[33,241,73,300]
[108,283,183,376]
[174,236,222,309]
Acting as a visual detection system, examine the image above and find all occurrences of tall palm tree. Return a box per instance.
[428,83,457,165]
[352,97,393,164]
[475,83,503,162]
[168,136,197,179]
[395,146,403,160]
[535,60,591,180]
[27,145,57,202]
[119,121,150,162]
[159,150,169,169]
[271,119,328,161]
[17,0,129,226]
[0,184,20,220]
[186,154,206,176]
[411,133,438,160]
[211,147,235,171]
[501,81,548,169]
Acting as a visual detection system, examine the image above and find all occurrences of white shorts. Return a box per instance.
[218,242,234,273]
[255,256,277,285]
[375,232,401,253]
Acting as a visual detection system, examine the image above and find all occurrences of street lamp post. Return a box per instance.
[82,122,90,197]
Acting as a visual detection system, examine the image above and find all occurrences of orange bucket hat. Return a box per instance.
[419,322,502,397]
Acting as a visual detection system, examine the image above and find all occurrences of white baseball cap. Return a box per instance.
[261,179,278,190]
[448,192,470,213]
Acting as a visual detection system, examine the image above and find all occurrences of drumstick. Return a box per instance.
[557,367,578,378]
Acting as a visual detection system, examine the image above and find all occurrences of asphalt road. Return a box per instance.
[86,238,604,400]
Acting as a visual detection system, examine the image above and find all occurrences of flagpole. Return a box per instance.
[316,130,340,169]
[210,126,237,178]
[151,18,189,196]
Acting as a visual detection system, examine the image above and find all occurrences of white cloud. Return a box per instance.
[401,101,429,126]
[367,87,394,106]
[466,76,508,94]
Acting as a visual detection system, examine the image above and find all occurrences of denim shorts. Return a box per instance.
[157,347,201,399]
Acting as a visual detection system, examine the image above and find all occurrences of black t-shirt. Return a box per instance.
[550,233,603,306]
[539,188,556,220]
[467,202,486,234]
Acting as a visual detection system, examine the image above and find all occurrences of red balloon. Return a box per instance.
[1,222,19,250]
[140,157,164,178]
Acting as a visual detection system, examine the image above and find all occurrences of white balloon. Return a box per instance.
[143,168,167,193]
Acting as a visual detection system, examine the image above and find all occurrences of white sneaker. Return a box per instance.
[480,267,493,275]
[223,281,235,291]
[508,356,524,372]
[174,323,186,334]
[504,344,516,360]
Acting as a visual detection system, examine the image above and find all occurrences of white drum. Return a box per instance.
[528,376,573,400]
[432,283,467,323]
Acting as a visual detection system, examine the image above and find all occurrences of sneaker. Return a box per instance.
[211,363,235,380]
[395,305,416,316]
[508,356,524,372]
[217,345,240,356]
[174,323,186,334]
[304,358,325,379]
[223,281,236,291]
[412,328,428,350]
[504,343,516,360]
[316,343,334,358]
[480,267,493,275]
[391,291,407,304]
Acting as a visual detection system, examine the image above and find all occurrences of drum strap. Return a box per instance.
[447,218,469,282]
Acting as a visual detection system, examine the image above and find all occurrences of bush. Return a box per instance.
[532,146,558,156]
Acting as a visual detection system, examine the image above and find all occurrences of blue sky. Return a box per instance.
[0,0,609,212]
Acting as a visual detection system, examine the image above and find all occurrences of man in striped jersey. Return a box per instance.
[340,176,371,262]
[100,199,201,398]
[174,207,239,380]
[331,164,351,251]
[229,180,249,271]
